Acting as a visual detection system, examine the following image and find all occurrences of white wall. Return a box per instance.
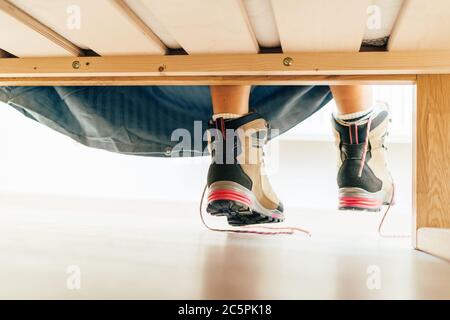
[0,85,413,212]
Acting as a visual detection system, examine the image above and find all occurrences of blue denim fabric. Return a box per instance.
[0,85,332,157]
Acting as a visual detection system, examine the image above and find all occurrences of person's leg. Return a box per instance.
[330,85,394,211]
[331,85,373,115]
[210,85,250,116]
[206,85,284,226]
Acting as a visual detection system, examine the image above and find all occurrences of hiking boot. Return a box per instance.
[206,113,284,226]
[332,103,394,212]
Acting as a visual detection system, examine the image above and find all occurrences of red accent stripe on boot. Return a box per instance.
[208,189,251,206]
[339,196,382,209]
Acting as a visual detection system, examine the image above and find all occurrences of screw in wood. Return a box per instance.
[72,61,81,69]
[283,57,293,66]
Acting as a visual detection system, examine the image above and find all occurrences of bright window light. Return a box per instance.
[282,85,414,143]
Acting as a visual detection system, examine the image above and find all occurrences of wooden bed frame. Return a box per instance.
[0,0,449,261]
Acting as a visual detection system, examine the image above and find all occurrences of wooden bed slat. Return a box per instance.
[9,0,166,56]
[0,0,82,57]
[123,0,181,49]
[270,0,371,52]
[111,0,167,53]
[135,0,259,54]
[388,0,450,51]
[243,0,281,48]
[0,2,76,57]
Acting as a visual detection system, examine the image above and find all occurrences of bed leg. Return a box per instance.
[414,74,450,261]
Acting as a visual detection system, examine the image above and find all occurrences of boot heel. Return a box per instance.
[207,189,251,207]
[338,188,384,212]
[207,182,252,217]
[206,181,284,226]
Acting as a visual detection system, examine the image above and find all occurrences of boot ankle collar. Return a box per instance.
[209,112,264,130]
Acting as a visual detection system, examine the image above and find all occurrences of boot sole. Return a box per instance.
[338,187,394,212]
[207,181,284,226]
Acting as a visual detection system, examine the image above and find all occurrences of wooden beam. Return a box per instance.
[0,52,450,78]
[0,0,83,56]
[417,228,450,262]
[414,74,450,241]
[0,74,417,86]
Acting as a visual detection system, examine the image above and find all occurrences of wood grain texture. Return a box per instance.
[415,75,450,232]
[271,0,370,52]
[1,195,449,299]
[389,0,450,51]
[0,52,450,78]
[417,228,450,261]
[0,74,416,86]
[136,0,259,54]
[9,0,166,56]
